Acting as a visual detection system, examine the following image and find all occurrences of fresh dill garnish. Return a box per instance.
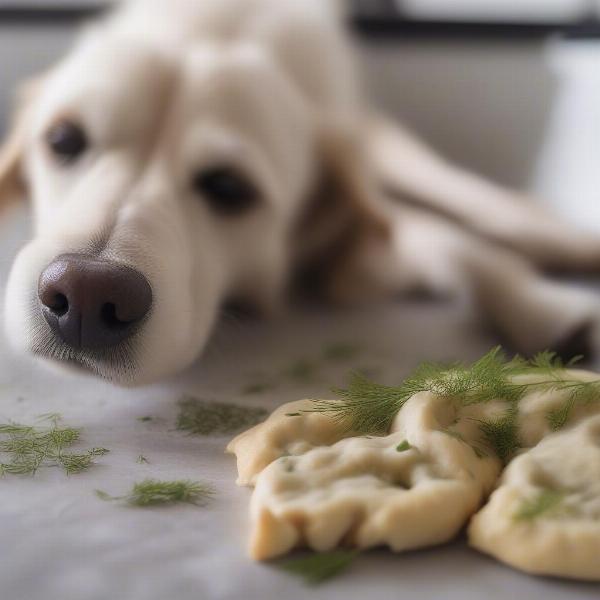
[304,347,600,442]
[514,489,565,521]
[96,479,215,507]
[278,550,358,585]
[476,408,520,463]
[396,440,411,452]
[323,342,361,362]
[176,396,268,435]
[0,416,109,476]
[136,455,149,464]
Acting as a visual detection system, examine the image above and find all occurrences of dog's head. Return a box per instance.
[0,23,389,385]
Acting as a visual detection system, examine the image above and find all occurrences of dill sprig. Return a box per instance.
[514,489,565,521]
[305,347,600,441]
[0,415,109,476]
[96,479,215,507]
[176,396,268,435]
[278,550,358,585]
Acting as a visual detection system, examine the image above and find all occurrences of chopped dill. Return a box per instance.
[278,550,358,585]
[396,440,411,452]
[0,415,109,476]
[514,489,565,521]
[242,382,275,395]
[304,347,600,443]
[136,455,149,464]
[96,479,215,507]
[285,359,318,382]
[176,396,268,435]
[323,342,361,362]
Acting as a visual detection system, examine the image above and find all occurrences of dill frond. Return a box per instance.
[278,550,358,585]
[477,408,520,463]
[0,416,109,476]
[136,455,149,464]
[514,489,565,521]
[176,396,268,435]
[304,347,600,440]
[97,479,215,507]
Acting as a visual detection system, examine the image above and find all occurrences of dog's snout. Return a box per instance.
[38,254,152,350]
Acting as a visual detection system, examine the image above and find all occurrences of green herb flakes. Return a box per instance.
[0,415,109,476]
[285,359,318,382]
[323,342,361,362]
[96,479,215,507]
[176,396,268,436]
[278,550,358,585]
[514,489,565,521]
[396,440,411,452]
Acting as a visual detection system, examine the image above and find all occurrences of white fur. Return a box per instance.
[4,0,600,384]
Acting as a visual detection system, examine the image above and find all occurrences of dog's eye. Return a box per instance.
[192,167,259,215]
[46,121,88,164]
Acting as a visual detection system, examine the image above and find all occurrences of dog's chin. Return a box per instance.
[29,328,140,385]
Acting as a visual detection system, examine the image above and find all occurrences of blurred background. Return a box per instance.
[0,0,600,228]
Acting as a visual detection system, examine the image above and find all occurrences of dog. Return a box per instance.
[2,0,600,385]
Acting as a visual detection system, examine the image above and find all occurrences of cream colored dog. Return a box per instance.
[2,0,600,385]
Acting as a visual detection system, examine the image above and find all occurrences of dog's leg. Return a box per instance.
[367,116,600,273]
[341,205,600,357]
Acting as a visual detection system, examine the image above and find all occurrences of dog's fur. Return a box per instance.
[2,0,600,385]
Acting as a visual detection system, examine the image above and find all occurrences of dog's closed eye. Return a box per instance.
[45,120,88,165]
[192,166,259,216]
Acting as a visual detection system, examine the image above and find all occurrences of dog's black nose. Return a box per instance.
[38,254,152,350]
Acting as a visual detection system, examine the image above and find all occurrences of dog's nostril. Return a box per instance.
[45,292,69,316]
[100,303,131,330]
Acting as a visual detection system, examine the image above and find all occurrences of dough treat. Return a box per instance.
[469,415,600,581]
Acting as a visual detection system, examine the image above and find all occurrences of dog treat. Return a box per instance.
[228,349,600,581]
[469,415,600,581]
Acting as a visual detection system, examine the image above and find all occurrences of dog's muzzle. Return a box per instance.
[37,254,152,350]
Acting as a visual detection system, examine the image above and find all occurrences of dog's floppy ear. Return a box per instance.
[0,78,41,215]
[293,120,395,303]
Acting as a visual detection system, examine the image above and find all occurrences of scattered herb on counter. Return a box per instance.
[278,550,359,585]
[0,415,109,476]
[137,416,154,423]
[136,455,149,464]
[96,478,215,507]
[323,342,361,362]
[176,396,268,435]
[242,382,276,396]
[284,358,319,382]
